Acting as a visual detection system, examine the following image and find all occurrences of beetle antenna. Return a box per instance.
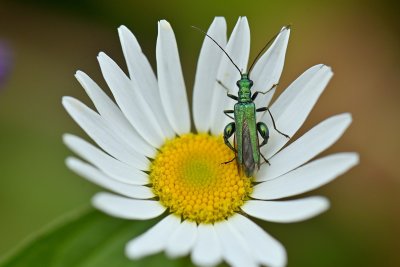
[248,25,291,76]
[191,25,242,75]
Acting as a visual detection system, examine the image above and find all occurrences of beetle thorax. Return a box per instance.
[236,75,253,103]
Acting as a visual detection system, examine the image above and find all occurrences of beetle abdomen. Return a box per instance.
[242,122,256,176]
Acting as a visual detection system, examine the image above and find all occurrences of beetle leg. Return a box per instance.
[222,157,236,165]
[217,80,238,101]
[223,122,236,153]
[257,122,271,166]
[223,110,235,120]
[252,83,278,101]
[256,106,289,140]
[264,108,290,138]
[226,93,238,101]
[256,107,267,112]
[257,122,270,148]
[260,153,271,166]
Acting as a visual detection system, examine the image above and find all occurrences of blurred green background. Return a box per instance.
[0,0,399,266]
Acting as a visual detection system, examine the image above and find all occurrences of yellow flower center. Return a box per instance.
[150,133,253,224]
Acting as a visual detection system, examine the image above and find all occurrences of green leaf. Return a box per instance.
[0,208,196,267]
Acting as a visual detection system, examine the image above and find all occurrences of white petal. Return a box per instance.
[75,71,156,158]
[63,134,149,185]
[243,196,330,223]
[230,214,287,267]
[118,26,175,139]
[193,17,227,133]
[261,64,333,158]
[98,52,166,147]
[254,153,359,200]
[126,215,180,259]
[165,220,197,258]
[66,157,153,199]
[257,113,352,182]
[251,26,290,121]
[214,221,257,267]
[92,192,165,220]
[191,224,222,267]
[210,16,250,135]
[156,20,190,135]
[62,97,148,168]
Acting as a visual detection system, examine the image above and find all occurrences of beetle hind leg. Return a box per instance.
[260,153,271,166]
[223,122,236,153]
[257,122,269,148]
[223,122,237,165]
[222,157,236,165]
[257,122,271,165]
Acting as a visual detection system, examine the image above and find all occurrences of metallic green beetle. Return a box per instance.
[193,26,290,177]
[221,73,289,177]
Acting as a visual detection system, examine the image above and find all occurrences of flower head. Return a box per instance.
[63,17,359,267]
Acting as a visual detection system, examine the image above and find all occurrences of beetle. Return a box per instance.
[221,73,289,177]
[193,25,290,177]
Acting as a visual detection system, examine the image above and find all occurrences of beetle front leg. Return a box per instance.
[252,83,278,101]
[217,80,238,101]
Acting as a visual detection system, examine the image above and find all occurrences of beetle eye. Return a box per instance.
[236,81,240,87]
[249,80,253,86]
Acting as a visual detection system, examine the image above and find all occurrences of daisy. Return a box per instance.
[63,17,359,267]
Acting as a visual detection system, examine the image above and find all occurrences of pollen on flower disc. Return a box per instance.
[150,133,253,224]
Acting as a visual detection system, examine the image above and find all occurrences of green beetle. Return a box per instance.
[222,73,288,177]
[193,25,290,177]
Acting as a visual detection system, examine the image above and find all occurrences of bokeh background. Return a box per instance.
[0,0,399,266]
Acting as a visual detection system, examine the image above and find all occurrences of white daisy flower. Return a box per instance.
[63,17,359,267]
